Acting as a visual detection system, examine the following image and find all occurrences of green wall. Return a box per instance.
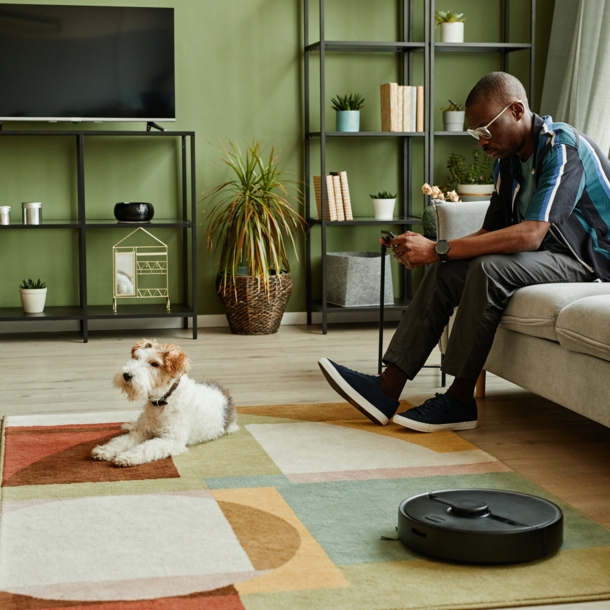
[0,0,555,315]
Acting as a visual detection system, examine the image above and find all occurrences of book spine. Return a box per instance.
[380,83,392,132]
[401,85,411,132]
[325,174,338,221]
[397,85,403,133]
[313,175,324,219]
[331,173,345,221]
[416,86,425,132]
[410,87,416,132]
[390,82,399,132]
[338,171,353,220]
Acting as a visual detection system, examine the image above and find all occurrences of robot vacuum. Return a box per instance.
[398,489,563,564]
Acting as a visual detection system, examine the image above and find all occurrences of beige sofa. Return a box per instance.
[435,200,610,429]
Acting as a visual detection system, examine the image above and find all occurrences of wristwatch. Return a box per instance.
[434,239,450,262]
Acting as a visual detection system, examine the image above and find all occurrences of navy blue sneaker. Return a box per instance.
[318,358,399,425]
[393,392,478,432]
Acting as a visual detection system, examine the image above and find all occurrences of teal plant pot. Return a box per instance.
[336,110,360,132]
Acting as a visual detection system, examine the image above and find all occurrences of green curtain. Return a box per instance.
[540,0,610,155]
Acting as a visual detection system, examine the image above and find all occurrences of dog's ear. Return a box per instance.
[131,338,154,358]
[162,344,190,375]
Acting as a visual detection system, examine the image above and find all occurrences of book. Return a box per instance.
[397,85,403,133]
[330,173,345,221]
[313,175,325,220]
[401,85,412,132]
[325,174,338,221]
[410,87,417,132]
[416,86,425,132]
[338,171,353,220]
[380,83,392,132]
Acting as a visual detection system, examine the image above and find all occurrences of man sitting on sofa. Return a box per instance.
[319,71,610,433]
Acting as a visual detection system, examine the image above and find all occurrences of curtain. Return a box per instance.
[540,0,610,155]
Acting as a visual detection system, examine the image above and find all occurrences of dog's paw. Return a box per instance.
[121,421,135,432]
[91,445,116,461]
[112,452,143,468]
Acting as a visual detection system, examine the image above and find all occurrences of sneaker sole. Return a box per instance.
[392,412,478,432]
[318,358,389,426]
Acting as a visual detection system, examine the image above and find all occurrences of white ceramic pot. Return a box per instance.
[440,22,464,43]
[20,288,47,313]
[443,110,465,132]
[457,184,494,196]
[372,198,396,220]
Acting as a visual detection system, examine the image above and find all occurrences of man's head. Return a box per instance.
[465,72,533,159]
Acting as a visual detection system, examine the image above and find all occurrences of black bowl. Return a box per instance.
[114,202,154,223]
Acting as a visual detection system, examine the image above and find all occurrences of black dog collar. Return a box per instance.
[150,378,181,407]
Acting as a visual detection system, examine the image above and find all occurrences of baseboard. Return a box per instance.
[0,309,403,335]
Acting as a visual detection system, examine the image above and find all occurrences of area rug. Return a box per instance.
[2,402,610,610]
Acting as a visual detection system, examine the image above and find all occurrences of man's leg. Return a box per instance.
[393,251,594,432]
[319,259,471,425]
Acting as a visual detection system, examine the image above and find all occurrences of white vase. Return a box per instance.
[20,288,47,313]
[442,110,465,132]
[372,198,396,220]
[440,22,464,43]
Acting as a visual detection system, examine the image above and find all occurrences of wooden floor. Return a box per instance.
[2,323,610,610]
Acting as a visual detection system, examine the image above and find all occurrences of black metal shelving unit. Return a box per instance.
[0,129,197,343]
[304,0,430,334]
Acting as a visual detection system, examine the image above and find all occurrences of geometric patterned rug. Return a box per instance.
[2,402,610,609]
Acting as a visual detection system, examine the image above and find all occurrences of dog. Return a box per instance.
[92,339,238,467]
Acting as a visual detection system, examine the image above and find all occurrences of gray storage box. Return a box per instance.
[327,251,394,307]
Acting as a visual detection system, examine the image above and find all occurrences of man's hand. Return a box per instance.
[381,231,437,268]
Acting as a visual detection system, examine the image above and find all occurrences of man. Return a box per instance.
[319,71,610,433]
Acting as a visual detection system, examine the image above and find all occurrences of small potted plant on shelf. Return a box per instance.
[421,184,459,239]
[370,190,397,220]
[446,149,495,200]
[331,93,365,132]
[441,99,465,132]
[19,278,47,314]
[435,10,466,43]
[204,141,305,335]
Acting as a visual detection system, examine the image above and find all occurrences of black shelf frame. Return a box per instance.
[304,0,430,334]
[0,129,197,342]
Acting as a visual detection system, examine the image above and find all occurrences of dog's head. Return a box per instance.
[113,339,191,401]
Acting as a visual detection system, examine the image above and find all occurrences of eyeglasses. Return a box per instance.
[467,99,521,140]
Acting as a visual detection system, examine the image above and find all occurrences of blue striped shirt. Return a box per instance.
[483,114,610,280]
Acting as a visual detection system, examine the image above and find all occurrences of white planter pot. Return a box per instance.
[372,198,396,220]
[440,22,464,43]
[20,288,47,313]
[443,110,465,132]
[457,184,494,201]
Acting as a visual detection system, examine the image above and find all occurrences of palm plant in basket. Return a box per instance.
[204,141,305,335]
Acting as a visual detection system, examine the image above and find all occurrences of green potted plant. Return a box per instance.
[370,190,397,220]
[331,93,365,132]
[19,278,47,313]
[441,99,465,132]
[435,10,466,43]
[446,150,494,199]
[204,141,305,335]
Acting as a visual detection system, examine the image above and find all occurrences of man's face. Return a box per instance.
[465,100,523,159]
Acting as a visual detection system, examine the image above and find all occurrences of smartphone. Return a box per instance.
[381,230,396,246]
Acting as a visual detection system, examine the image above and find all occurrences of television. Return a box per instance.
[0,4,175,123]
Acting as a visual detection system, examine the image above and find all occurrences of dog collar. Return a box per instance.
[150,378,181,407]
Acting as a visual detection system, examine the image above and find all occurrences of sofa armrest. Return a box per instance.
[434,200,490,241]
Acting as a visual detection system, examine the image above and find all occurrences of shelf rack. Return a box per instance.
[0,129,197,342]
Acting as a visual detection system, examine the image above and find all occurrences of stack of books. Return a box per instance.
[313,171,353,221]
[380,83,425,132]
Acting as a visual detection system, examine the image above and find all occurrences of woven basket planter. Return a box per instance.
[217,273,293,335]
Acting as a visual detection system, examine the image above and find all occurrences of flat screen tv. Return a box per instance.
[0,4,175,123]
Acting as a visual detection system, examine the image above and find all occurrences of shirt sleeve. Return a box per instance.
[524,143,584,223]
[482,159,505,231]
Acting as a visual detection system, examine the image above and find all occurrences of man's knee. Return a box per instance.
[466,254,514,283]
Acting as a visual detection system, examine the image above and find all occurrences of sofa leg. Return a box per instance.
[475,370,486,398]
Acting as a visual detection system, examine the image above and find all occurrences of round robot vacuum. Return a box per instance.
[398,489,563,564]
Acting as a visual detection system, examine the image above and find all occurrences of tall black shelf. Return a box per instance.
[0,129,197,342]
[304,0,430,334]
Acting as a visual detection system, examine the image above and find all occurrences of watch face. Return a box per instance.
[435,240,450,255]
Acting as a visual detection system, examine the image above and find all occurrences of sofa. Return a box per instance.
[435,200,610,429]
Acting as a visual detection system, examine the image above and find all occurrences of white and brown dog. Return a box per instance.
[92,339,237,467]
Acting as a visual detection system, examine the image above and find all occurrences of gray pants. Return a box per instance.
[384,251,594,380]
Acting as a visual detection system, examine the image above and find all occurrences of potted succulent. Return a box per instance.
[446,150,494,199]
[19,278,47,313]
[204,141,305,335]
[441,100,465,132]
[331,93,365,132]
[435,10,466,43]
[421,184,459,239]
[370,190,397,220]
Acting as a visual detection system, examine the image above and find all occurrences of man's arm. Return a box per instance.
[390,221,551,268]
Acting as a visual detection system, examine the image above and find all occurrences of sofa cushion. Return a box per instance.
[499,282,610,342]
[556,295,610,362]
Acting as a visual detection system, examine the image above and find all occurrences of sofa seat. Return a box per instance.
[500,283,610,342]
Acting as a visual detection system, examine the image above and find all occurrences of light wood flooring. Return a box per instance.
[2,324,610,610]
